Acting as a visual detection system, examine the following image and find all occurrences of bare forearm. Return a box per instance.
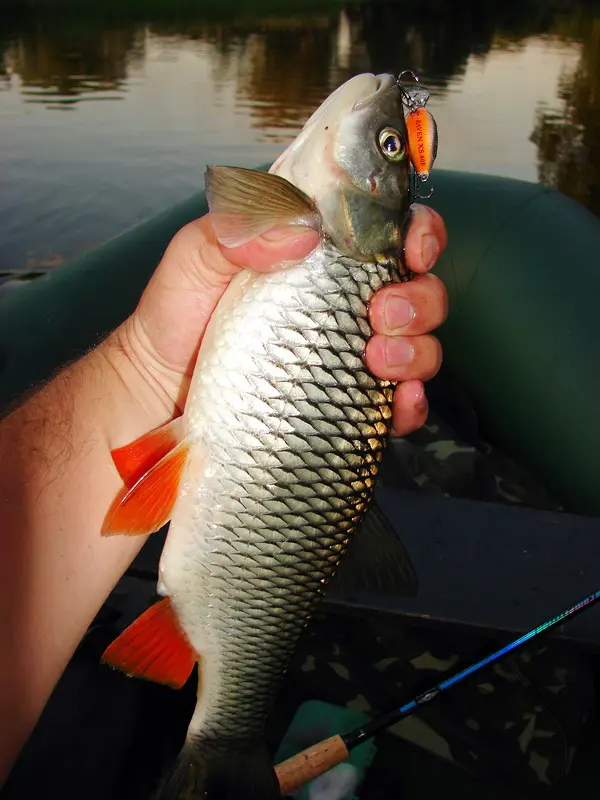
[0,333,167,783]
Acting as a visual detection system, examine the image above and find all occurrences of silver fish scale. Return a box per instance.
[163,244,402,742]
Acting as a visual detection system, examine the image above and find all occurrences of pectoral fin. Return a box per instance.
[327,500,418,599]
[205,165,320,248]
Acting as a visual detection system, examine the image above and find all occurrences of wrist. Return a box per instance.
[98,317,183,449]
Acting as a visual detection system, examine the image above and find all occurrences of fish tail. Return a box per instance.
[154,737,282,800]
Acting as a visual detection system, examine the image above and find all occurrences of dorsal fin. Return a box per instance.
[327,499,418,599]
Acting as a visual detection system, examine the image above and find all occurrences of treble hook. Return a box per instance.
[410,170,435,202]
[397,69,430,111]
[397,69,420,84]
[415,181,435,200]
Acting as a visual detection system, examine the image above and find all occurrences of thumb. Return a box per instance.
[220,223,320,272]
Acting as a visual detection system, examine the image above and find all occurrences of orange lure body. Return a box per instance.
[406,105,438,182]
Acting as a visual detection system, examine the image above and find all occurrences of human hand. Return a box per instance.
[105,204,447,444]
[366,204,448,435]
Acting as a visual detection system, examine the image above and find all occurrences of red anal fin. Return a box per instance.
[112,417,184,488]
[102,440,190,537]
[102,597,197,690]
[406,106,438,180]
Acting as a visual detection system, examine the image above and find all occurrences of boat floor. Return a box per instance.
[1,624,598,798]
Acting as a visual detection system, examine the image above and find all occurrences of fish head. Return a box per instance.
[270,73,411,261]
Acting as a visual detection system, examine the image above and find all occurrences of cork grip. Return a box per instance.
[274,734,349,795]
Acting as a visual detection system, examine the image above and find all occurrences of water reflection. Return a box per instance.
[1,0,600,271]
[532,10,600,215]
[143,11,367,142]
[235,20,344,140]
[3,23,143,108]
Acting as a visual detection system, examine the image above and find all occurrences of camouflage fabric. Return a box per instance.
[380,369,563,510]
[271,377,593,793]
[382,416,562,511]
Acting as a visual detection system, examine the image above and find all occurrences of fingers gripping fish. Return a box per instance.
[100,73,436,799]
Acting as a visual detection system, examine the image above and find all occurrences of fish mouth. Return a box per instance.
[353,73,397,110]
[299,74,397,133]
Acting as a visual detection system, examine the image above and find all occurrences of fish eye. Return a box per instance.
[378,127,406,162]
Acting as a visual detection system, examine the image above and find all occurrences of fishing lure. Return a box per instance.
[398,69,439,199]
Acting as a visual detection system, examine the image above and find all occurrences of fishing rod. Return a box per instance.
[274,588,600,795]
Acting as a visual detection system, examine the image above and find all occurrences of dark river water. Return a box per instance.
[2,0,599,272]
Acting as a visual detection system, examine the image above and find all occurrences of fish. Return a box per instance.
[100,72,426,799]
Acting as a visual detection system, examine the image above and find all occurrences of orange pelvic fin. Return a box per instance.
[406,106,438,181]
[102,597,197,689]
[102,439,190,537]
[112,417,185,488]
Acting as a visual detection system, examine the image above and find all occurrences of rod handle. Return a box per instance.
[274,734,349,795]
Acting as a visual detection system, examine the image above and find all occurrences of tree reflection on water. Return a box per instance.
[531,9,600,215]
[2,17,144,107]
[2,0,600,215]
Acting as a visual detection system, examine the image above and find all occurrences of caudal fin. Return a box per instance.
[154,738,282,800]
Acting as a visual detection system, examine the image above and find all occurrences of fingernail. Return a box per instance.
[415,388,428,410]
[383,294,414,331]
[421,233,439,270]
[262,224,310,242]
[385,339,414,367]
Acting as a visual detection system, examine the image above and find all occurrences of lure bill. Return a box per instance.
[275,587,600,794]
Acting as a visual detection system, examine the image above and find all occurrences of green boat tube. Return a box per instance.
[0,169,598,515]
